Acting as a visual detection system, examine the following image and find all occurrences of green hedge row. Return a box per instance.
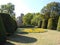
[39,17,58,30]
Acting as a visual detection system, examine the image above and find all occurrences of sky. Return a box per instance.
[0,0,60,17]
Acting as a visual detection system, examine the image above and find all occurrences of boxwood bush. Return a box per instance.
[41,19,48,29]
[57,16,60,31]
[47,18,58,30]
[53,18,58,30]
[0,13,17,36]
[0,15,6,44]
[47,18,53,29]
[38,21,42,28]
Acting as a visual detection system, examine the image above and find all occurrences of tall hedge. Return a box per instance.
[0,13,17,36]
[47,18,58,30]
[57,16,60,31]
[53,18,58,30]
[41,19,48,29]
[38,21,42,28]
[0,15,6,44]
[47,18,53,29]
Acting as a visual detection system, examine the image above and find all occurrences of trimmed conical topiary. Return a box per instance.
[41,19,48,29]
[57,16,60,31]
[38,21,42,28]
[53,18,58,30]
[0,13,17,36]
[47,18,53,29]
[0,15,6,44]
[47,18,58,30]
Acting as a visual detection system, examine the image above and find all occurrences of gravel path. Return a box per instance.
[5,30,60,45]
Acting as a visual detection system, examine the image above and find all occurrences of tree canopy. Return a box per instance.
[0,3,15,19]
[23,13,33,25]
[41,2,60,18]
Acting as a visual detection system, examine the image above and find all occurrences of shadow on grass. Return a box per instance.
[5,42,15,45]
[8,35,37,43]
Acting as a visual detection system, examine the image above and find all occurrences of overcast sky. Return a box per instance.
[0,0,60,17]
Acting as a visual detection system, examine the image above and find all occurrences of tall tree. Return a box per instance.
[41,2,60,18]
[31,13,43,26]
[0,3,15,19]
[23,13,33,25]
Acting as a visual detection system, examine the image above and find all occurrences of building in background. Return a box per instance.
[16,13,24,27]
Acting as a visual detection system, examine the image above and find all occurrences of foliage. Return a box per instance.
[23,13,33,25]
[47,18,58,30]
[41,19,48,29]
[0,15,6,43]
[31,14,40,25]
[41,2,60,18]
[31,13,43,26]
[0,3,15,19]
[0,13,17,36]
[53,18,58,30]
[40,2,60,30]
[23,28,47,33]
[47,18,53,29]
[57,16,60,31]
[38,21,42,28]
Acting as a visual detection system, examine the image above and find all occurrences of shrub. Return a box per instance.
[23,28,47,33]
[57,16,60,31]
[53,18,58,30]
[47,18,53,29]
[47,18,58,30]
[41,19,48,29]
[0,13,17,36]
[38,21,42,28]
[0,15,6,44]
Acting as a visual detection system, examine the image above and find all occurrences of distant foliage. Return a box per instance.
[41,2,60,18]
[31,13,41,26]
[19,2,60,30]
[31,13,46,26]
[23,13,33,25]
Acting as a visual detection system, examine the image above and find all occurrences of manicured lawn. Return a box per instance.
[5,28,60,45]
